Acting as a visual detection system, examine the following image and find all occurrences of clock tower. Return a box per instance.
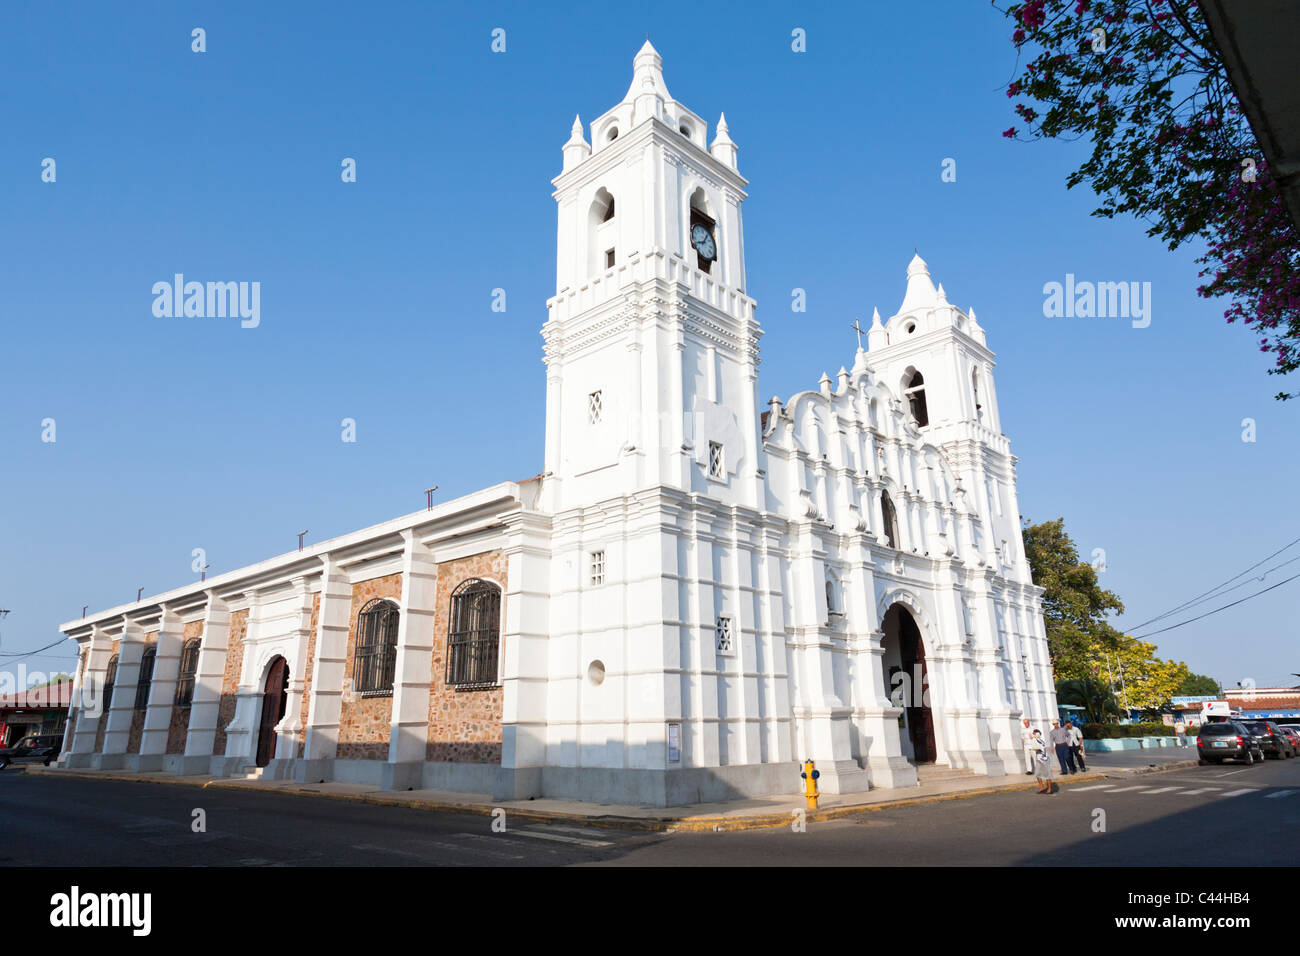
[541,40,762,514]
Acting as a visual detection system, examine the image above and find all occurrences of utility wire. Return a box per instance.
[0,638,68,660]
[1129,571,1300,639]
[1122,535,1300,631]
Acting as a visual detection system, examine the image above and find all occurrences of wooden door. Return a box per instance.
[256,657,289,767]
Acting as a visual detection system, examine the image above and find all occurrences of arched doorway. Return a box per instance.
[256,656,289,768]
[882,604,937,764]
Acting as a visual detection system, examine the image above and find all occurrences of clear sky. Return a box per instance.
[2,1,1295,690]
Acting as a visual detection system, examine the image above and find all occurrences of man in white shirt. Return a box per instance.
[1067,721,1086,771]
[1020,717,1036,774]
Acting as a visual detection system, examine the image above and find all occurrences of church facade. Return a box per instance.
[59,43,1056,806]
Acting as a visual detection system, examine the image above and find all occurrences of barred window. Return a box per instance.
[353,599,400,696]
[590,550,605,586]
[103,654,119,711]
[588,390,603,425]
[134,647,156,710]
[446,579,502,689]
[174,638,201,707]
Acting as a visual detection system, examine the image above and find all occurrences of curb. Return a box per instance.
[24,765,1118,832]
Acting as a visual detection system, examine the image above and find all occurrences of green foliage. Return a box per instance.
[1081,721,1175,738]
[1056,676,1121,723]
[1177,672,1221,696]
[1022,517,1123,677]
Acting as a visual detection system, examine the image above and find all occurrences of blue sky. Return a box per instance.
[2,1,1295,689]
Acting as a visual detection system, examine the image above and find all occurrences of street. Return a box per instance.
[3,760,1297,866]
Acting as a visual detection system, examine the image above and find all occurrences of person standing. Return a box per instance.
[1020,717,1036,775]
[1050,719,1075,774]
[1067,720,1086,772]
[1032,729,1054,793]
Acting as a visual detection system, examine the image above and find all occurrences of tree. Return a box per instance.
[1098,631,1191,711]
[1022,517,1124,678]
[1176,671,1221,696]
[997,0,1300,399]
[1056,675,1122,723]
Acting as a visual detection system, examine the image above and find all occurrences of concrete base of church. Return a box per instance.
[124,753,166,772]
[92,752,128,770]
[532,762,800,807]
[866,755,920,789]
[381,760,424,791]
[62,752,94,769]
[176,754,216,776]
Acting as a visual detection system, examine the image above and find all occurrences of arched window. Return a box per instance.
[134,647,156,710]
[446,579,502,689]
[353,599,400,696]
[103,653,119,711]
[589,187,616,276]
[880,491,899,549]
[904,371,929,427]
[689,187,717,275]
[175,638,201,707]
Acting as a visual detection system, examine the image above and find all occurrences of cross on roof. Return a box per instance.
[850,318,866,350]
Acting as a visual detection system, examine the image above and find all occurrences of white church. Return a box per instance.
[58,42,1057,806]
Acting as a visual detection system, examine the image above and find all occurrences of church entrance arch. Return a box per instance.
[255,656,289,768]
[881,603,937,764]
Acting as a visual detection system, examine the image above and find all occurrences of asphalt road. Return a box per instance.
[3,759,1298,866]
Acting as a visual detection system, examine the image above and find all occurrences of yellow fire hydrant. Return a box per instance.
[800,759,820,810]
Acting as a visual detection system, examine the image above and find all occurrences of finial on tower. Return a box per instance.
[561,113,591,171]
[710,112,738,168]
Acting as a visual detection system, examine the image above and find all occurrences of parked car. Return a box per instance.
[1245,720,1298,759]
[1196,721,1264,765]
[0,734,62,770]
[1279,726,1300,755]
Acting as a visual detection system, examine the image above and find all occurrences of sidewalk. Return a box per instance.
[26,752,1199,832]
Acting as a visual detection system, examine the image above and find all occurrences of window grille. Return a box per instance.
[134,647,156,710]
[174,638,201,707]
[708,441,724,479]
[354,599,400,696]
[590,550,605,586]
[588,390,603,425]
[447,579,502,689]
[715,616,733,653]
[103,654,119,711]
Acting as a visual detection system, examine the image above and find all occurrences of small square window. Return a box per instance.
[605,248,615,269]
[588,390,602,425]
[715,616,733,653]
[590,550,605,586]
[708,441,724,479]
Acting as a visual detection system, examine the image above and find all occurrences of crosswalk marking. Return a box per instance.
[1139,787,1180,794]
[1066,784,1115,792]
[1062,782,1296,799]
[1220,788,1259,797]
[1176,788,1221,795]
[511,828,613,848]
[1265,789,1298,799]
[1101,786,1150,793]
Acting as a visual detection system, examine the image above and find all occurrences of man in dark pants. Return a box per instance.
[1049,719,1076,774]
[1067,720,1087,771]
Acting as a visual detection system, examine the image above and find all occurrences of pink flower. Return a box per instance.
[1003,127,1017,138]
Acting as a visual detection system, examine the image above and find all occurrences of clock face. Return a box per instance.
[691,223,716,261]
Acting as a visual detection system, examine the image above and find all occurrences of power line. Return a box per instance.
[1130,571,1300,639]
[0,639,69,660]
[1122,535,1300,631]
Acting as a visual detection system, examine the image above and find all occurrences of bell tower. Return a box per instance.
[541,41,763,513]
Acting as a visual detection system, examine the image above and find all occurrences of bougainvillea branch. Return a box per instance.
[997,0,1300,399]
